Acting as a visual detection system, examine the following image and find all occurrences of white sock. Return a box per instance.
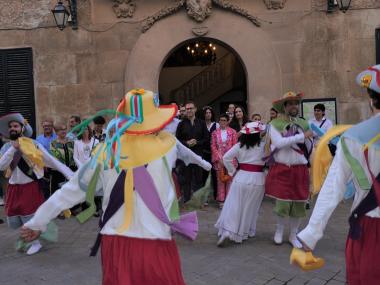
[26,240,42,255]
[289,218,302,248]
[274,216,287,244]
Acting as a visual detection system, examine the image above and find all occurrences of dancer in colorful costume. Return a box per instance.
[265,92,314,247]
[21,89,212,285]
[215,121,266,246]
[0,113,73,255]
[296,66,380,284]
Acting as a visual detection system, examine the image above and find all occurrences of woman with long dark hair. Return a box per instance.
[215,122,266,246]
[229,106,249,133]
[73,126,99,169]
[202,106,219,200]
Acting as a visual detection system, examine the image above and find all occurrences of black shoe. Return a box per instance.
[0,219,4,224]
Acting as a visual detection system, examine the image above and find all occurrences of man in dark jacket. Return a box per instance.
[176,102,209,202]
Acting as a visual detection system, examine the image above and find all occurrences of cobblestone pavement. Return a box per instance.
[0,199,349,285]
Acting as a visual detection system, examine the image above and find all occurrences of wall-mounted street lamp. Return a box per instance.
[51,0,78,30]
[327,0,351,13]
[337,0,351,12]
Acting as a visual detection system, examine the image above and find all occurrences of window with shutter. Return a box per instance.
[0,47,36,137]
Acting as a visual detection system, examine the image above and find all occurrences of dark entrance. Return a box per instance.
[159,38,247,117]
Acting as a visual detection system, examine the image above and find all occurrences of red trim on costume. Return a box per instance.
[126,105,178,135]
[101,235,186,285]
[368,67,380,87]
[265,162,309,201]
[116,98,126,116]
[5,181,45,216]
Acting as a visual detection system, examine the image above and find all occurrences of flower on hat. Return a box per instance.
[131,88,145,95]
[360,74,372,88]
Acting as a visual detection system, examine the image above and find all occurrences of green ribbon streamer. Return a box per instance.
[76,163,102,223]
[341,137,371,191]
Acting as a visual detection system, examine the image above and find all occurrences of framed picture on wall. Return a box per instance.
[301,98,338,124]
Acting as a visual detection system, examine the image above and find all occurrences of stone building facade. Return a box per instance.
[0,0,379,133]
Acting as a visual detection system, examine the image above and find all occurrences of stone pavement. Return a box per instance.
[0,199,349,285]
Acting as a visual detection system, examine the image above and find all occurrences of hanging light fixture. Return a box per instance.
[337,0,351,12]
[186,41,217,65]
[51,0,78,30]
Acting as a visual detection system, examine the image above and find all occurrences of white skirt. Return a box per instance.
[215,180,265,243]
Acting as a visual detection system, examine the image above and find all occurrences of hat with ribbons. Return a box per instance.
[116,88,177,135]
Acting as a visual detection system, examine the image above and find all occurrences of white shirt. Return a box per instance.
[309,117,333,144]
[74,138,99,169]
[0,142,74,185]
[298,114,380,250]
[163,118,180,135]
[269,126,308,165]
[25,136,212,240]
[220,129,227,143]
[223,142,266,186]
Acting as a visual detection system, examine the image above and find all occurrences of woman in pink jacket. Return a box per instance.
[211,114,237,208]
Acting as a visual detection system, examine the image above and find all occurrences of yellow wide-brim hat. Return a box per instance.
[117,88,177,135]
[272,91,303,114]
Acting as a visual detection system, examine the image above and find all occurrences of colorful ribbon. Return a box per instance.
[133,166,198,240]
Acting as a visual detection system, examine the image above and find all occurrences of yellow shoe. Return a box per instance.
[63,209,71,219]
[290,248,325,271]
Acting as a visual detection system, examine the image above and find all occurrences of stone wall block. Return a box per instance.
[68,29,94,52]
[76,53,100,83]
[0,30,26,48]
[96,51,128,83]
[346,39,375,70]
[117,24,142,50]
[35,53,77,86]
[304,13,347,43]
[94,32,121,51]
[300,42,334,72]
[347,10,380,40]
[111,82,125,108]
[92,83,113,111]
[24,28,70,52]
[35,86,52,126]
[273,42,302,74]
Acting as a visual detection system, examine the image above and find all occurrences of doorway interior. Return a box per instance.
[158,38,247,118]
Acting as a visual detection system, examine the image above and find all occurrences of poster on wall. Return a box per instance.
[301,98,338,124]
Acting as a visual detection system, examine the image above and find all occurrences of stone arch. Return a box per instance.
[125,11,282,115]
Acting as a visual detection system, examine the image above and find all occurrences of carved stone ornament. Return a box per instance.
[186,0,212,22]
[142,0,261,33]
[263,0,286,9]
[192,26,209,36]
[113,0,136,18]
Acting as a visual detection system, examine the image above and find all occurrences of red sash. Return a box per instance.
[239,163,264,172]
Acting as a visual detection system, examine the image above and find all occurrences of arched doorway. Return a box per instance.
[125,11,282,119]
[158,38,247,117]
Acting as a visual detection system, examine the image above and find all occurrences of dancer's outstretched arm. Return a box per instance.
[21,163,101,239]
[176,139,212,171]
[298,140,353,250]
